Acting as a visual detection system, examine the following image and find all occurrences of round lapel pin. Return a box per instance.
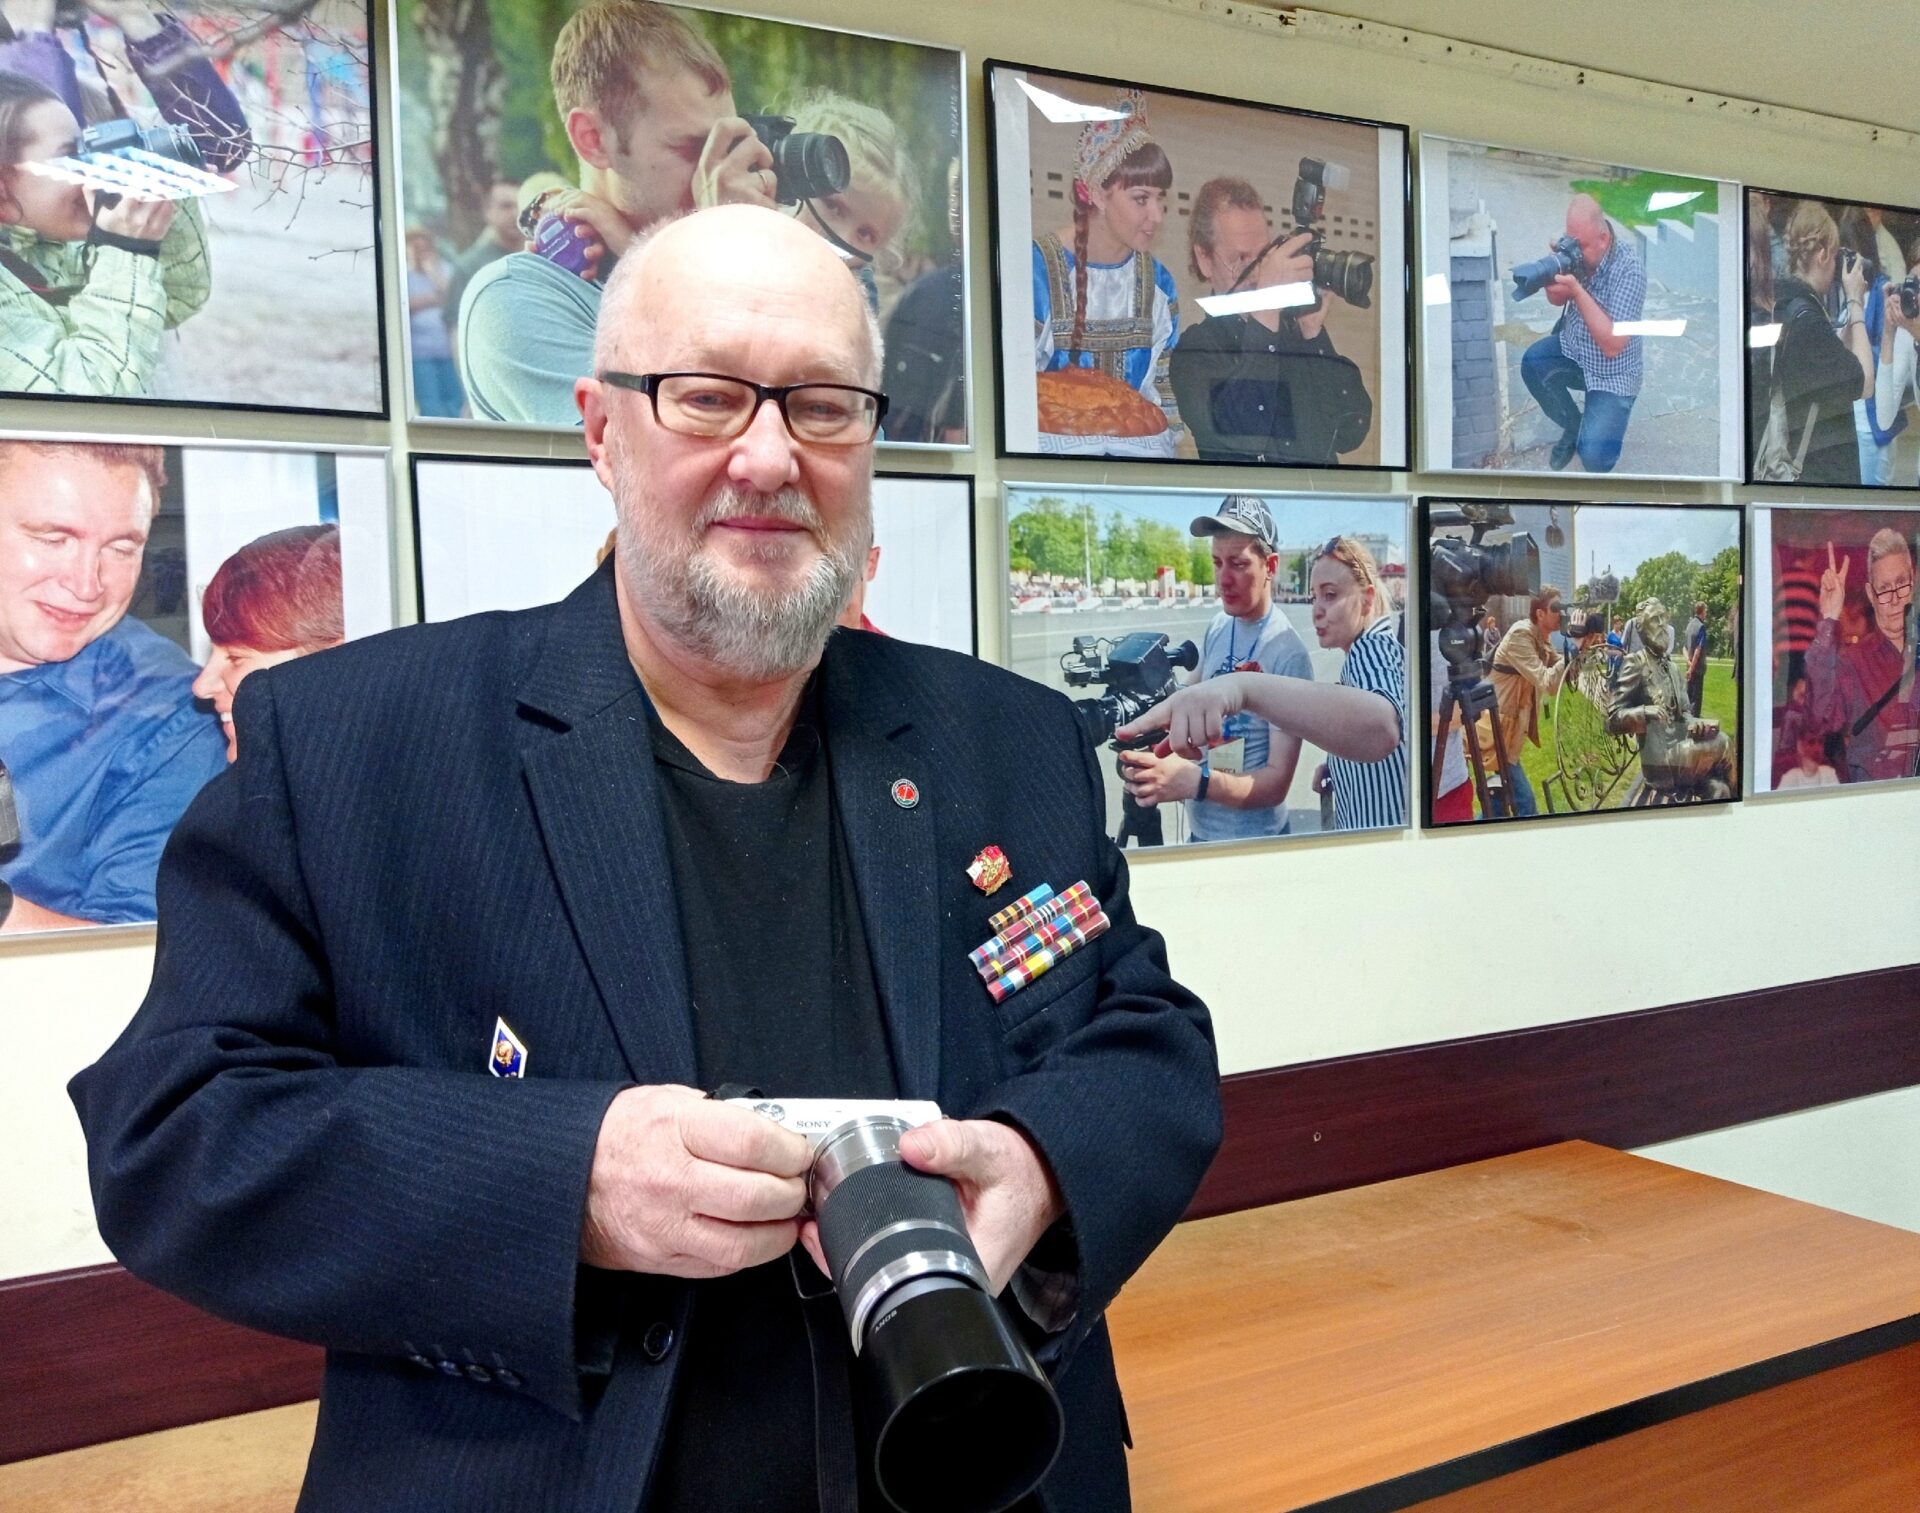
[890,777,920,809]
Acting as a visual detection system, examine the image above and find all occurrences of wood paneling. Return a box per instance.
[1110,1142,1920,1512]
[1189,962,1920,1219]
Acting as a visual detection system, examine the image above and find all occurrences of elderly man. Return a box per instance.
[1518,193,1647,473]
[0,440,226,932]
[1807,529,1920,783]
[73,206,1221,1512]
[458,0,778,423]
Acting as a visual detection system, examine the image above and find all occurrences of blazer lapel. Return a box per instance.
[823,635,942,1099]
[515,567,697,1085]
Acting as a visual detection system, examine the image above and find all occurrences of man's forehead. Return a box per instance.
[0,451,153,528]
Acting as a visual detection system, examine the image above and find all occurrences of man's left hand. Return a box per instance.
[802,1119,1064,1295]
[1116,747,1199,806]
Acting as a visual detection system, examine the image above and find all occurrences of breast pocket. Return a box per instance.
[986,942,1101,1040]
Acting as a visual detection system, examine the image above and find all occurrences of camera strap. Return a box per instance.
[0,245,73,307]
[791,1249,861,1513]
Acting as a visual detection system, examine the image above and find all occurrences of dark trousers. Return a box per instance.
[1521,330,1637,472]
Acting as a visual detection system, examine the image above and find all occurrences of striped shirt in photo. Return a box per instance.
[1326,617,1408,832]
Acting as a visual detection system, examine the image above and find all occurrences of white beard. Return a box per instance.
[612,460,868,681]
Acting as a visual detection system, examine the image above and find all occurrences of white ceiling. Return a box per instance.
[1311,0,1920,137]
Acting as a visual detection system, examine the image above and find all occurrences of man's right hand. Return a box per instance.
[692,119,779,211]
[92,191,176,244]
[1819,541,1849,623]
[580,1084,812,1278]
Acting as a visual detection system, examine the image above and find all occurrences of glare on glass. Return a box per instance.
[599,371,888,445]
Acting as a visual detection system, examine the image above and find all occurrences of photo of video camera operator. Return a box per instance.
[0,0,251,399]
[1170,172,1373,466]
[1116,495,1312,843]
[1516,195,1648,474]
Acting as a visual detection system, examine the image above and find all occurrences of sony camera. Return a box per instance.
[1428,503,1542,681]
[743,114,851,205]
[1511,234,1584,300]
[1290,157,1374,309]
[733,1097,1063,1513]
[1061,631,1200,750]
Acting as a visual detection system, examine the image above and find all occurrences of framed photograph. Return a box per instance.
[410,454,978,653]
[0,433,394,938]
[1744,188,1920,489]
[1418,136,1741,481]
[388,1,967,443]
[1002,482,1410,848]
[0,0,386,417]
[1420,497,1743,828]
[985,60,1408,468]
[1751,505,1920,792]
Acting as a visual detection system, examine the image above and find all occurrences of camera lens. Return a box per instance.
[1313,246,1374,309]
[771,131,850,203]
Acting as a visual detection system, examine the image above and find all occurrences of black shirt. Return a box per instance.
[1774,277,1864,486]
[644,688,898,1511]
[1168,310,1372,464]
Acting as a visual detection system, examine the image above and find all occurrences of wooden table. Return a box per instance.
[1107,1140,1920,1510]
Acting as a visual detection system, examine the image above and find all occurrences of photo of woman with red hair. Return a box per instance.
[191,524,343,762]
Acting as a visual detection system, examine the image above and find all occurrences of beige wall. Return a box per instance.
[7,0,1920,1279]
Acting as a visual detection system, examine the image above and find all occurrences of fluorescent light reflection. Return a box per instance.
[1647,190,1705,213]
[1423,272,1452,306]
[1612,319,1687,337]
[1195,282,1316,318]
[1014,78,1130,124]
[1749,323,1783,349]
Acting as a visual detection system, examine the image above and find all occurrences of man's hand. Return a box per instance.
[1254,230,1315,291]
[800,1119,1065,1296]
[1117,746,1200,806]
[1311,761,1332,796]
[91,191,175,243]
[1545,270,1577,307]
[527,187,631,278]
[1115,673,1247,758]
[580,1084,811,1278]
[693,119,779,211]
[1820,541,1849,622]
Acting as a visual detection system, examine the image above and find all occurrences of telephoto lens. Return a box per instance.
[811,1115,1064,1513]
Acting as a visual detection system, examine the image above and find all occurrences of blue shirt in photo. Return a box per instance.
[0,615,228,924]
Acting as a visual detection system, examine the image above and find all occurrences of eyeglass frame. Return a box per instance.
[597,370,889,446]
[1869,574,1915,607]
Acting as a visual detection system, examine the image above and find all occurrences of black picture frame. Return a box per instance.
[1742,184,1920,490]
[1418,495,1746,829]
[983,58,1412,472]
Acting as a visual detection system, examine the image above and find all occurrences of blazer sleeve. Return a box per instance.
[975,704,1223,1369]
[68,673,627,1421]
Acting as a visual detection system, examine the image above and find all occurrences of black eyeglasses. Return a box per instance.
[598,371,888,446]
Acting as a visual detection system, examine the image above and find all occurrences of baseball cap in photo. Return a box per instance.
[1190,494,1276,553]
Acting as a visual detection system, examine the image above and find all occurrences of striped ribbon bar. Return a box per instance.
[986,883,1054,938]
[986,908,1111,1003]
[971,881,1100,982]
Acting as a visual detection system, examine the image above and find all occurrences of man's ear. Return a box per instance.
[565,107,618,171]
[578,377,614,474]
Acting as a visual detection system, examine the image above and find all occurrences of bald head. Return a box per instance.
[594,204,882,383]
[1566,194,1611,268]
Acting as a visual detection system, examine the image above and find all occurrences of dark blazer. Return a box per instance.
[70,564,1222,1513]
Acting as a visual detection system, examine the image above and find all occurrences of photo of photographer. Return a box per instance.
[1746,189,1920,488]
[1005,483,1408,848]
[412,455,976,655]
[1422,498,1743,827]
[393,0,965,441]
[1420,138,1742,481]
[988,62,1407,469]
[0,434,392,935]
[1752,506,1920,792]
[0,0,382,415]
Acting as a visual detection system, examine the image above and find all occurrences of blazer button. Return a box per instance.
[641,1322,676,1362]
[464,1364,493,1384]
[497,1368,523,1389]
[438,1359,462,1377]
[408,1353,434,1371]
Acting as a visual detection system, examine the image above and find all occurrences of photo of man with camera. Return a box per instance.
[1170,168,1375,466]
[1516,193,1648,474]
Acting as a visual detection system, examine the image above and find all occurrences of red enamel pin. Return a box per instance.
[967,845,1012,895]
[891,777,920,809]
